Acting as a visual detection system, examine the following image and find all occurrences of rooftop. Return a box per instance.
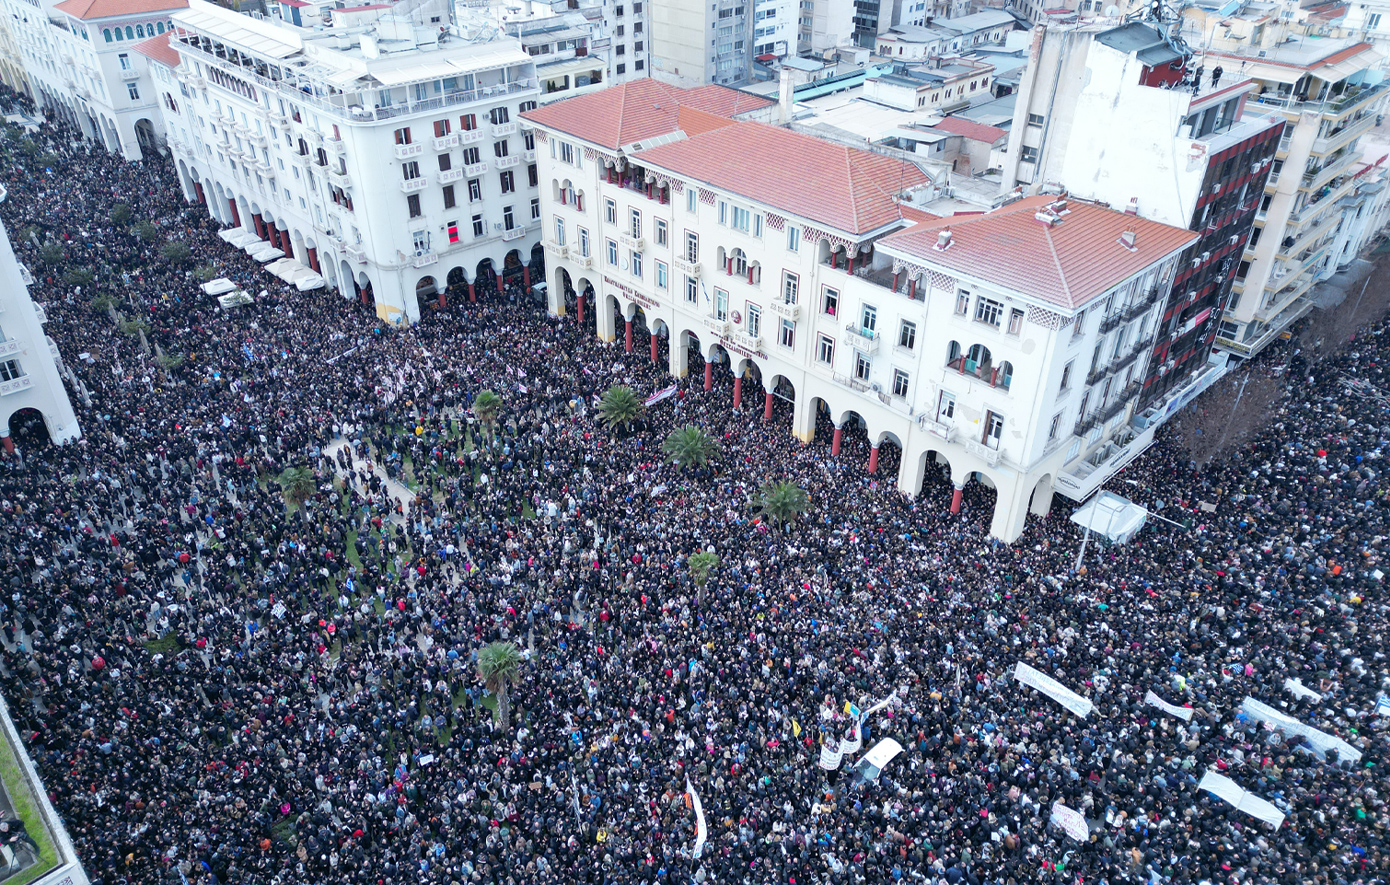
[930,115,1007,144]
[632,121,931,236]
[1205,38,1378,74]
[54,0,187,20]
[880,195,1198,309]
[132,30,180,67]
[519,79,774,150]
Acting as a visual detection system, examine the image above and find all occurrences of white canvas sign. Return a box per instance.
[1014,662,1094,718]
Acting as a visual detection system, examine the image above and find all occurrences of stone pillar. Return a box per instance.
[577,291,585,323]
[438,289,446,309]
[867,444,879,474]
[831,426,843,457]
[523,266,531,289]
[950,483,964,515]
[650,333,659,364]
[624,320,634,353]
[703,361,713,391]
[0,434,11,455]
[228,199,241,227]
[359,285,368,306]
[495,271,504,296]
[253,213,266,239]
[306,247,320,273]
[763,391,774,422]
[733,375,742,409]
[468,282,476,304]
[194,182,205,205]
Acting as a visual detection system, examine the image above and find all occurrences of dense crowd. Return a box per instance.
[0,93,1385,885]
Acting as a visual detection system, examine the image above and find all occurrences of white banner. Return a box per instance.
[1283,678,1322,702]
[1144,690,1194,721]
[857,691,898,725]
[1198,771,1285,829]
[841,722,862,756]
[644,384,679,407]
[1014,662,1093,718]
[818,738,844,771]
[1050,801,1089,842]
[1376,696,1390,717]
[1240,697,1362,763]
[686,777,707,859]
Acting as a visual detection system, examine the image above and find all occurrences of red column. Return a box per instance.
[229,200,241,227]
[831,427,843,457]
[703,361,713,391]
[280,229,291,254]
[867,444,879,474]
[194,183,205,204]
[733,376,742,409]
[309,248,321,272]
[763,392,774,422]
[253,213,266,239]
[0,436,12,455]
[360,287,369,306]
[468,282,477,303]
[523,266,531,288]
[892,271,900,292]
[624,320,634,353]
[950,486,964,515]
[650,334,659,364]
[847,255,855,274]
[495,271,503,296]
[577,291,585,323]
[908,279,916,300]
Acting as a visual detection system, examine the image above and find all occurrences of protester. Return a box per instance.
[0,88,1384,885]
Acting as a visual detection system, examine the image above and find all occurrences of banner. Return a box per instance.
[841,721,862,755]
[1144,690,1194,721]
[818,738,843,770]
[1050,802,1089,842]
[685,777,707,859]
[1375,696,1390,717]
[644,384,679,407]
[1240,697,1362,763]
[1013,662,1094,718]
[1197,771,1285,828]
[857,691,898,725]
[1283,678,1322,702]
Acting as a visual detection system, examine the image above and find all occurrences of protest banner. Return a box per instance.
[1014,662,1094,717]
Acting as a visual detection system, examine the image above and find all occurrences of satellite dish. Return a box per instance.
[1104,5,1120,13]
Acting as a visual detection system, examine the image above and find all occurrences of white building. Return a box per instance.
[0,185,80,451]
[503,12,607,102]
[649,0,753,86]
[0,0,187,160]
[144,0,548,325]
[799,0,855,55]
[524,80,1197,541]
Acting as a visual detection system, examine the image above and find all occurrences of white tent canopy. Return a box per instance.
[266,258,300,283]
[290,266,326,291]
[200,278,238,296]
[1070,491,1148,544]
[250,245,285,263]
[219,229,259,248]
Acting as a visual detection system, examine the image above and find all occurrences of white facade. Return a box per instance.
[151,0,546,325]
[752,0,796,60]
[649,0,752,86]
[800,0,855,55]
[0,185,80,450]
[526,83,1196,541]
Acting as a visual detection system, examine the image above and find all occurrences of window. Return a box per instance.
[983,411,1004,449]
[860,305,877,333]
[607,239,618,266]
[407,194,422,218]
[472,215,484,236]
[433,118,451,137]
[443,184,456,209]
[822,287,839,316]
[103,28,111,41]
[629,208,642,238]
[127,82,140,100]
[631,251,643,278]
[687,189,697,213]
[817,335,835,364]
[715,288,728,321]
[686,276,699,304]
[500,171,515,193]
[438,154,452,172]
[468,179,482,202]
[937,391,955,422]
[560,142,574,164]
[493,140,510,158]
[853,352,871,381]
[394,127,412,145]
[1059,361,1072,394]
[1072,309,1085,338]
[0,359,21,382]
[898,320,916,350]
[555,217,566,246]
[782,272,799,304]
[488,107,510,125]
[656,261,669,289]
[579,228,590,257]
[447,220,461,244]
[1027,113,1044,127]
[731,205,751,232]
[412,230,431,254]
[461,114,477,130]
[779,318,795,349]
[463,147,481,165]
[1048,414,1062,441]
[118,52,131,70]
[1369,11,1382,28]
[605,199,617,224]
[531,198,540,220]
[892,369,910,398]
[502,206,515,230]
[1021,146,1038,163]
[955,291,970,315]
[685,231,698,262]
[617,63,626,74]
[402,161,421,180]
[747,304,760,337]
[655,219,667,246]
[787,225,799,252]
[528,164,538,188]
[718,201,728,225]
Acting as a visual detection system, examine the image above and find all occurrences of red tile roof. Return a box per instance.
[930,116,1007,145]
[54,0,186,19]
[281,0,310,8]
[881,195,1198,309]
[520,79,773,150]
[132,30,180,67]
[632,121,930,236]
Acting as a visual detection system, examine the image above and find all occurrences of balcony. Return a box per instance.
[119,67,140,81]
[1099,312,1123,335]
[736,332,763,352]
[705,318,730,338]
[1086,364,1110,386]
[497,154,520,169]
[674,256,701,278]
[304,129,323,146]
[500,226,527,241]
[918,414,955,442]
[246,132,267,149]
[328,168,351,188]
[346,247,367,264]
[1327,84,1385,120]
[325,133,345,152]
[465,161,489,177]
[412,252,439,268]
[292,152,313,167]
[523,149,536,162]
[400,176,428,193]
[0,376,31,396]
[393,142,424,160]
[948,356,1012,390]
[1300,149,1359,192]
[1123,289,1161,322]
[438,168,464,183]
[265,109,286,127]
[433,133,459,150]
[832,372,871,393]
[16,265,31,286]
[543,240,568,259]
[1311,112,1376,155]
[571,253,594,269]
[34,306,45,324]
[619,232,644,250]
[0,339,20,358]
[963,438,1002,467]
[1074,411,1101,438]
[844,323,879,353]
[460,129,484,144]
[768,300,799,321]
[492,122,518,137]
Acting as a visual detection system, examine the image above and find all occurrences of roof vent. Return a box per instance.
[1125,196,1139,216]
[1118,229,1138,251]
[1035,210,1061,227]
[1051,198,1069,213]
[935,229,953,250]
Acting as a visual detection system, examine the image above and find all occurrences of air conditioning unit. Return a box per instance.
[1229,234,1240,245]
[1201,251,1211,262]
[870,382,883,393]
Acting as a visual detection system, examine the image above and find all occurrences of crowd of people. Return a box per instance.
[0,92,1385,885]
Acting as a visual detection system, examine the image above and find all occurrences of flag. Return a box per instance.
[644,384,678,407]
[686,777,707,859]
[792,719,801,739]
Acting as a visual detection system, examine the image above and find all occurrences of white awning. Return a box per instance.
[201,278,238,295]
[294,270,327,291]
[250,245,285,262]
[266,257,301,281]
[1069,491,1147,543]
[220,229,259,248]
[174,6,304,60]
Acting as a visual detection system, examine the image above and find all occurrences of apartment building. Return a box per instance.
[649,0,753,86]
[523,79,1197,540]
[145,0,546,324]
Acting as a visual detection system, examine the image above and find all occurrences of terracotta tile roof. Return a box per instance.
[930,116,1007,145]
[132,30,180,67]
[632,121,930,236]
[520,79,772,150]
[880,195,1198,309]
[54,0,187,19]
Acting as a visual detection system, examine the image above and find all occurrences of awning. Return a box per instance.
[200,278,238,295]
[266,257,301,282]
[220,229,259,248]
[294,270,327,291]
[173,6,303,59]
[218,290,253,310]
[1069,491,1147,543]
[250,245,285,262]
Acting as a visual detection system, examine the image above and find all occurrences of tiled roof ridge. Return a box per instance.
[1042,224,1071,303]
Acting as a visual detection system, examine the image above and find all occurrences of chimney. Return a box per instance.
[1118,229,1137,250]
[779,66,794,125]
[1125,196,1139,215]
[935,229,953,250]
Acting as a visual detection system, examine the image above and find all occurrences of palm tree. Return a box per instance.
[277,465,316,505]
[756,480,809,529]
[472,389,502,441]
[687,550,720,589]
[596,385,646,433]
[662,425,720,470]
[476,640,522,731]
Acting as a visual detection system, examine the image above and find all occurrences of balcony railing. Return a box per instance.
[412,252,439,268]
[492,122,518,137]
[768,300,798,321]
[346,247,367,264]
[963,438,1002,467]
[705,318,730,337]
[497,154,520,169]
[948,356,1011,389]
[619,232,644,250]
[523,149,536,162]
[119,67,140,81]
[460,129,484,144]
[328,168,351,188]
[831,372,871,393]
[674,256,700,278]
[1099,312,1123,335]
[464,161,488,177]
[400,176,428,193]
[1074,411,1100,438]
[918,414,955,441]
[500,226,527,241]
[393,142,424,160]
[0,339,20,358]
[433,133,459,150]
[0,376,31,396]
[438,168,463,183]
[844,323,879,353]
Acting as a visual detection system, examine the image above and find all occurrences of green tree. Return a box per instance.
[38,242,63,265]
[471,389,502,440]
[160,241,192,266]
[276,465,316,505]
[755,480,809,529]
[135,221,160,244]
[687,550,720,588]
[63,266,94,288]
[662,425,719,470]
[596,385,646,433]
[193,263,218,282]
[476,640,523,731]
[110,203,133,226]
[89,293,119,316]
